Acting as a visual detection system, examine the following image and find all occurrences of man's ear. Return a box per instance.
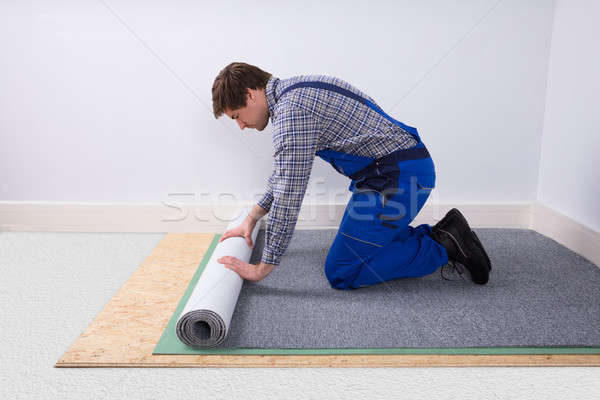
[246,88,255,103]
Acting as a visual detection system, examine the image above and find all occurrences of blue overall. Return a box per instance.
[279,82,449,290]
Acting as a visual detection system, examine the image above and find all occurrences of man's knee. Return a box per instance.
[324,256,357,290]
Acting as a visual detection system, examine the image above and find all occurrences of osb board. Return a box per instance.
[55,233,600,368]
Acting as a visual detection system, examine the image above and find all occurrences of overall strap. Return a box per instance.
[280,81,365,105]
[277,81,419,140]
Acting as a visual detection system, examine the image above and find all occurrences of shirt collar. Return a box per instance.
[265,75,280,122]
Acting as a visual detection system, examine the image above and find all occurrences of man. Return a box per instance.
[213,62,492,290]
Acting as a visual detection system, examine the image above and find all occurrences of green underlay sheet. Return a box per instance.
[154,229,600,356]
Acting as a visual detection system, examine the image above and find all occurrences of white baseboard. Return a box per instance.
[0,201,597,266]
[0,202,531,232]
[531,201,600,267]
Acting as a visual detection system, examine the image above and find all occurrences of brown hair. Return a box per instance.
[211,62,272,119]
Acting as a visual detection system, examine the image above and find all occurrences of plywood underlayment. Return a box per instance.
[55,233,600,368]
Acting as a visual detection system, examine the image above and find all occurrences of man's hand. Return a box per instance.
[219,215,256,248]
[217,257,275,282]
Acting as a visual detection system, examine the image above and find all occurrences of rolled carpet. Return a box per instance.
[175,208,261,347]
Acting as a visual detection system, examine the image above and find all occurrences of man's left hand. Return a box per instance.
[217,256,275,282]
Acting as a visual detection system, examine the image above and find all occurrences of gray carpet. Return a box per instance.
[216,228,600,348]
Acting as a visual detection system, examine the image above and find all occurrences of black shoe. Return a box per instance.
[470,230,492,271]
[430,209,490,284]
[440,208,492,271]
[432,208,456,232]
[438,208,492,271]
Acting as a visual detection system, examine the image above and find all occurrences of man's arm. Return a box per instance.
[218,106,319,281]
[255,171,275,215]
[260,105,320,267]
[248,203,268,222]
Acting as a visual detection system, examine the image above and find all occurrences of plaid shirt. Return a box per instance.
[257,74,418,266]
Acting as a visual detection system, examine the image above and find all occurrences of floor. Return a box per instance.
[1,231,598,399]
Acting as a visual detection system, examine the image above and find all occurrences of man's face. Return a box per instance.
[224,89,270,132]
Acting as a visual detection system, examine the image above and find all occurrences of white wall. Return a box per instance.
[0,1,554,208]
[537,0,600,232]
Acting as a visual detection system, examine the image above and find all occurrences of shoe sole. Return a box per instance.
[437,210,489,284]
[447,209,492,271]
[470,230,491,271]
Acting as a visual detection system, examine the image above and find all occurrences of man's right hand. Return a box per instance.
[218,215,256,248]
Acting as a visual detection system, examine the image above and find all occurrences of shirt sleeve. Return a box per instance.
[260,106,320,266]
[256,170,275,212]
